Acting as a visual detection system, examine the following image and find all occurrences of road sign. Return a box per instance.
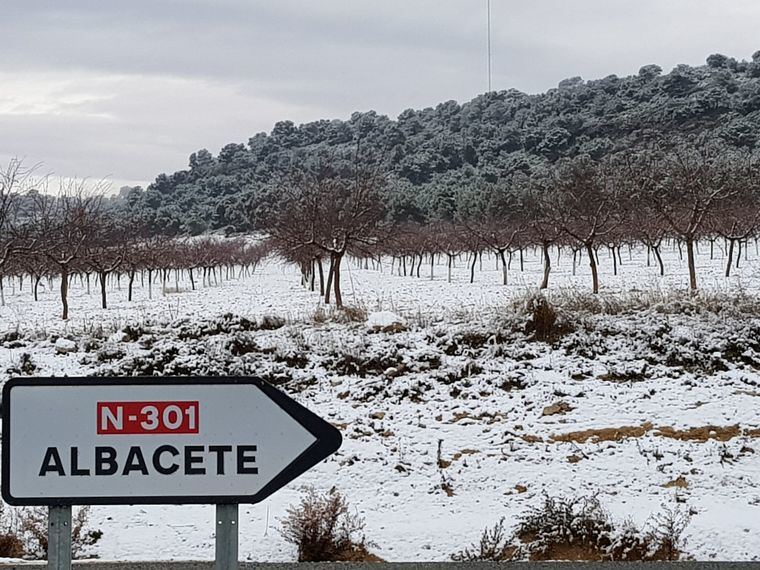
[1,377,342,506]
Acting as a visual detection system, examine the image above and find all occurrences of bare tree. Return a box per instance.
[706,156,760,277]
[458,182,526,286]
[646,145,739,291]
[266,156,387,308]
[521,175,563,290]
[29,179,106,319]
[1,159,37,280]
[549,158,623,294]
[84,213,128,309]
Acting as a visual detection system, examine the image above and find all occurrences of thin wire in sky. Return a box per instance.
[487,0,492,92]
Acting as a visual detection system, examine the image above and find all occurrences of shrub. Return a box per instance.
[19,506,102,559]
[0,533,25,558]
[339,305,369,323]
[280,487,377,562]
[258,315,286,330]
[5,352,36,376]
[516,495,613,561]
[646,504,691,561]
[451,517,516,561]
[455,495,691,562]
[524,295,571,342]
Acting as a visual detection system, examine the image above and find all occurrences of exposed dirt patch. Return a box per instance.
[530,544,605,562]
[549,423,760,444]
[551,422,654,443]
[655,425,742,442]
[452,449,479,461]
[448,411,507,425]
[542,401,574,416]
[663,475,689,489]
[521,434,544,443]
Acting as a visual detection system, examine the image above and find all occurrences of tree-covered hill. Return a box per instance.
[118,52,760,235]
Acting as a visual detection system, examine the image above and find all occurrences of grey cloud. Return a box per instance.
[2,0,759,186]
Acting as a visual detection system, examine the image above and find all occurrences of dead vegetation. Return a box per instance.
[451,517,516,562]
[523,294,574,342]
[518,288,760,319]
[0,504,102,560]
[452,494,691,562]
[280,487,380,562]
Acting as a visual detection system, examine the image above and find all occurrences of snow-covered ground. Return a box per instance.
[2,241,760,562]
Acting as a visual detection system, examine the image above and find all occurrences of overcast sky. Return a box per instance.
[2,0,759,190]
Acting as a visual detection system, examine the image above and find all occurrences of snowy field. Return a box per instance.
[2,241,760,562]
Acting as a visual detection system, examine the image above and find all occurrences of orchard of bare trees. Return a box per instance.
[265,144,760,305]
[2,141,760,320]
[0,165,268,320]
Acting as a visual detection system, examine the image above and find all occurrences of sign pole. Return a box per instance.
[48,505,71,570]
[214,503,238,570]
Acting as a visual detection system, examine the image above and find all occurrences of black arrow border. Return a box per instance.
[1,376,342,506]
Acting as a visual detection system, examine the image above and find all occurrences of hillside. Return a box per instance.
[114,52,760,236]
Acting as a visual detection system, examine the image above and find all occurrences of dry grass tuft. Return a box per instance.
[514,288,760,319]
[451,517,517,562]
[280,487,380,563]
[0,503,102,560]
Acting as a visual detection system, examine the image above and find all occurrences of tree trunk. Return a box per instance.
[430,254,434,280]
[469,253,477,284]
[325,256,334,304]
[686,237,698,291]
[128,270,136,301]
[572,249,578,276]
[498,249,508,285]
[34,275,41,302]
[99,271,108,309]
[541,241,551,290]
[447,254,453,283]
[737,240,743,268]
[726,239,735,277]
[653,246,665,277]
[61,264,69,320]
[317,258,325,296]
[332,252,343,308]
[611,247,618,276]
[189,268,195,291]
[586,241,599,294]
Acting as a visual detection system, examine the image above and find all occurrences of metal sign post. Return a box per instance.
[48,505,71,570]
[215,504,239,570]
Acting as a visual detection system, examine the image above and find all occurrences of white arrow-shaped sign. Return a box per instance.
[1,377,342,506]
